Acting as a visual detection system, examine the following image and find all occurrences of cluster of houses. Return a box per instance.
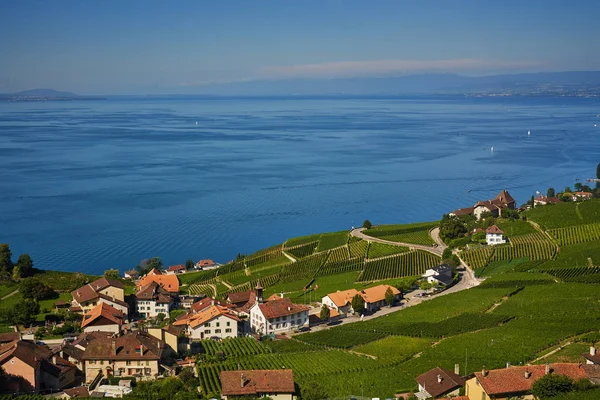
[534,190,592,206]
[321,284,401,318]
[409,347,600,399]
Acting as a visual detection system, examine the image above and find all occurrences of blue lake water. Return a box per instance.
[0,96,599,275]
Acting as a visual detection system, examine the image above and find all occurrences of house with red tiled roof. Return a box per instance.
[573,191,593,201]
[81,330,165,383]
[0,340,77,394]
[195,259,216,269]
[173,304,241,340]
[450,190,517,220]
[322,284,401,317]
[135,281,174,318]
[71,277,128,318]
[81,302,124,334]
[584,345,600,365]
[465,363,600,400]
[220,369,295,400]
[166,264,186,275]
[137,269,180,294]
[486,225,506,246]
[415,365,466,399]
[249,296,309,335]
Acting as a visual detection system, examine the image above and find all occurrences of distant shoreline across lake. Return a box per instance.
[0,95,599,274]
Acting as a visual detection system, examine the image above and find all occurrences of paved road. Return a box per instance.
[351,227,445,257]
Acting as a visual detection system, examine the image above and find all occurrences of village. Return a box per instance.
[1,187,599,400]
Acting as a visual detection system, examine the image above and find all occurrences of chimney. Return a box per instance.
[545,363,550,375]
[454,364,460,375]
[240,373,245,388]
[437,374,442,384]
[506,362,511,369]
[481,367,488,377]
[591,346,597,356]
[524,371,531,379]
[111,340,116,356]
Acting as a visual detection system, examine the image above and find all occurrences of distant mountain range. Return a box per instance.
[185,71,600,96]
[4,71,600,97]
[0,89,104,101]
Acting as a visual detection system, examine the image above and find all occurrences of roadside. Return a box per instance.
[291,269,480,335]
[350,227,445,257]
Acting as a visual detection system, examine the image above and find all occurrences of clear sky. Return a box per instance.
[1,0,599,94]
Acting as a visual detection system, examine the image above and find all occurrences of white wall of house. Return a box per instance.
[249,305,309,335]
[83,324,120,334]
[189,315,238,340]
[321,296,352,316]
[136,300,171,318]
[486,233,506,246]
[321,296,338,310]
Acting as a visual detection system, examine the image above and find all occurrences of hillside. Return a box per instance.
[189,199,600,398]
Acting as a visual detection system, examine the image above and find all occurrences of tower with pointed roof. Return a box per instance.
[255,279,263,303]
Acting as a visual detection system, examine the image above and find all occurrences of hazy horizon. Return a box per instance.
[2,1,600,95]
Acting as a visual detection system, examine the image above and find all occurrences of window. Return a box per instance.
[89,360,96,364]
[146,361,149,366]
[215,329,221,333]
[204,330,211,334]
[216,322,220,327]
[226,321,230,327]
[137,361,141,366]
[100,360,104,365]
[225,328,232,333]
[126,361,131,366]
[269,325,273,330]
[204,322,211,327]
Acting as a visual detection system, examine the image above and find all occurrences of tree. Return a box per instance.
[442,248,453,260]
[420,280,432,291]
[439,215,467,242]
[19,277,56,301]
[351,294,364,315]
[502,208,520,220]
[531,373,574,399]
[564,186,572,194]
[13,299,40,326]
[385,287,395,306]
[597,162,600,179]
[104,269,120,279]
[185,259,194,270]
[531,194,535,208]
[362,220,372,229]
[0,244,13,280]
[319,304,330,321]
[146,257,163,272]
[12,264,22,280]
[547,187,556,198]
[15,254,33,277]
[574,182,583,191]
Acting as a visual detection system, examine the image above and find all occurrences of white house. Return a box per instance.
[423,264,454,287]
[173,305,241,340]
[321,289,358,317]
[486,225,506,246]
[135,281,174,318]
[249,297,309,335]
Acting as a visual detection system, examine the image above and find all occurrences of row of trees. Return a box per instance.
[0,244,33,281]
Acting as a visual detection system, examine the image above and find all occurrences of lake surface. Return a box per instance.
[1,95,599,275]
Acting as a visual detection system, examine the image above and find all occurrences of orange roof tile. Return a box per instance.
[360,285,400,304]
[325,289,359,307]
[486,224,503,234]
[176,305,240,329]
[138,273,180,293]
[220,370,294,396]
[81,302,124,329]
[475,363,596,396]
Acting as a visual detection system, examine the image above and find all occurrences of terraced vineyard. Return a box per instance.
[363,222,437,245]
[197,350,378,395]
[200,337,270,357]
[325,245,350,264]
[461,232,556,274]
[548,223,600,246]
[284,241,319,259]
[348,239,368,258]
[359,250,439,282]
[188,283,216,297]
[316,257,364,277]
[367,242,409,259]
[542,267,600,282]
[245,246,283,267]
[280,253,328,282]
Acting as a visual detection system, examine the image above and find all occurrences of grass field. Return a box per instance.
[495,219,538,237]
[0,281,18,298]
[524,199,600,229]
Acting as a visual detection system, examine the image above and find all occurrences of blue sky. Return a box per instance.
[1,0,599,94]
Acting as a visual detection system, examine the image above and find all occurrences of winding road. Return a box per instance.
[350,227,446,256]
